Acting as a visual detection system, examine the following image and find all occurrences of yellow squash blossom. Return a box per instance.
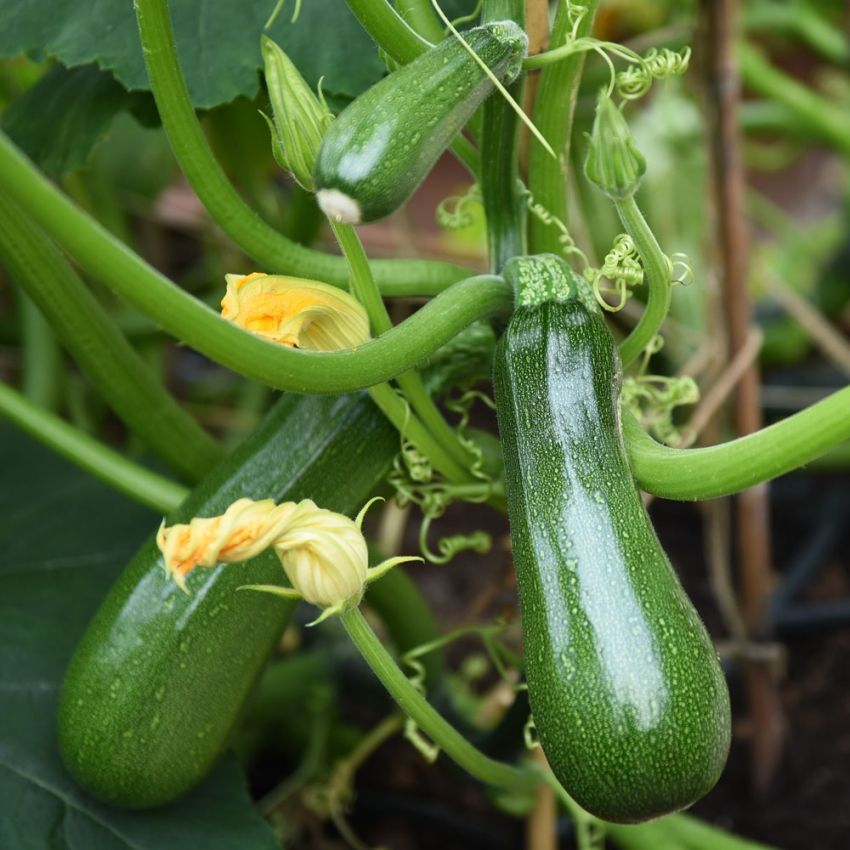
[222,273,370,350]
[157,498,418,622]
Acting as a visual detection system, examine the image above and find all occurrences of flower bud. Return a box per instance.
[584,90,646,200]
[271,500,368,608]
[262,35,333,190]
[221,272,370,350]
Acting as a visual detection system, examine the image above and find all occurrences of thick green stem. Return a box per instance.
[345,0,431,64]
[134,0,467,292]
[0,381,186,513]
[528,0,599,255]
[623,387,850,499]
[480,88,525,269]
[615,195,672,368]
[480,0,526,270]
[340,607,535,792]
[0,193,223,482]
[739,42,850,158]
[19,292,62,410]
[367,384,470,484]
[0,133,512,393]
[330,221,393,336]
[393,0,445,44]
[330,222,475,475]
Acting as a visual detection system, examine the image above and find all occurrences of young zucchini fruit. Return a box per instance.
[493,255,730,824]
[314,21,527,224]
[58,392,399,808]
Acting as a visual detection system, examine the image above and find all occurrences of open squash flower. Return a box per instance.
[157,498,419,623]
[222,273,370,350]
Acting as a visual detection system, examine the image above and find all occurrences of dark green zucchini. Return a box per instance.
[493,255,730,823]
[314,21,527,224]
[58,392,399,808]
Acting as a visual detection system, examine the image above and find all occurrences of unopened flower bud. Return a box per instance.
[262,35,333,190]
[271,500,368,608]
[221,272,370,350]
[584,91,646,200]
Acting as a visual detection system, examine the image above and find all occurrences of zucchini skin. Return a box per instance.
[494,301,730,823]
[58,392,398,808]
[314,21,527,224]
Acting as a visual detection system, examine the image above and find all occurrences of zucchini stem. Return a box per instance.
[615,195,672,368]
[19,292,61,411]
[330,221,481,479]
[0,134,513,394]
[0,381,186,513]
[623,393,850,500]
[0,193,224,481]
[340,606,537,793]
[344,0,431,65]
[527,0,600,256]
[134,0,469,292]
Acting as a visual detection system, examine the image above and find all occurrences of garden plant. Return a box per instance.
[1,1,849,848]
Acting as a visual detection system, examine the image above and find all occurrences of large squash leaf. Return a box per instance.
[0,0,385,109]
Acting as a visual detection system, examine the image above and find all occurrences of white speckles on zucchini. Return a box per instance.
[314,21,527,224]
[493,286,731,824]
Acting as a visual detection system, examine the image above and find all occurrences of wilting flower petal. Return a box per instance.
[157,497,421,617]
[156,498,304,590]
[222,273,370,350]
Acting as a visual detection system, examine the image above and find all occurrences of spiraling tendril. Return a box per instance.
[436,183,482,231]
[584,233,643,312]
[530,14,691,105]
[520,187,589,265]
[389,391,496,564]
[616,47,692,101]
[400,623,521,764]
[621,337,700,446]
[586,236,693,312]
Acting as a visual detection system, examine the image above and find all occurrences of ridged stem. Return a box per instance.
[0,133,512,394]
[392,0,445,44]
[527,0,599,255]
[480,0,526,270]
[0,381,185,513]
[345,0,431,64]
[0,193,223,481]
[134,0,468,293]
[615,195,672,368]
[19,292,61,410]
[340,606,536,792]
[623,390,850,500]
[330,221,473,476]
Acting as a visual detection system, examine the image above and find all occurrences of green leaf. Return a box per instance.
[0,425,278,849]
[1,64,150,178]
[0,0,385,109]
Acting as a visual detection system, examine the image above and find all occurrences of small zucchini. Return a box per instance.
[58,392,399,808]
[314,21,527,224]
[493,256,730,823]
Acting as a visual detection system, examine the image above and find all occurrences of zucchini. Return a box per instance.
[58,392,399,808]
[493,256,730,823]
[314,21,527,224]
